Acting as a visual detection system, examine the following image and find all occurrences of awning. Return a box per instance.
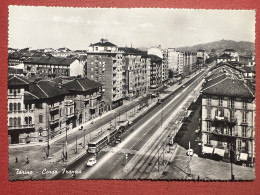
[240,153,248,161]
[202,146,213,154]
[214,148,225,157]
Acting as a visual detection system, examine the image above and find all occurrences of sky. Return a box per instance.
[8,6,255,50]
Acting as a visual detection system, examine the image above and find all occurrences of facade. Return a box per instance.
[61,78,103,125]
[148,46,168,84]
[7,75,69,144]
[118,47,150,99]
[148,54,162,89]
[200,64,255,166]
[197,49,208,64]
[23,55,84,78]
[167,48,178,75]
[86,39,124,110]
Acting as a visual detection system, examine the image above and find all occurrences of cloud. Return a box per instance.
[52,16,83,23]
[138,22,154,28]
[112,21,121,25]
[188,27,198,31]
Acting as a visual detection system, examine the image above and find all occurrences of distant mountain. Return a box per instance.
[177,40,255,55]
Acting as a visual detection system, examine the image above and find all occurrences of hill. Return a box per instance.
[177,40,255,55]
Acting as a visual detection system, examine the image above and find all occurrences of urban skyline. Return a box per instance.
[9,6,255,50]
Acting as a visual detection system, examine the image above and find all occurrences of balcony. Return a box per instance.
[8,124,35,130]
[212,116,237,127]
[49,118,59,125]
[49,104,59,112]
[66,112,75,119]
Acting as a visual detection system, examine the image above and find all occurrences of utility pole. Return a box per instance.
[65,124,68,160]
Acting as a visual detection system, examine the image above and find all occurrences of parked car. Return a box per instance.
[186,149,194,156]
[86,157,97,167]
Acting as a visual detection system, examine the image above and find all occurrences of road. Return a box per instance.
[53,68,208,180]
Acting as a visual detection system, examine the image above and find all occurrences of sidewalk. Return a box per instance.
[8,70,203,180]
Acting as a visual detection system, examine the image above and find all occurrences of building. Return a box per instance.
[167,48,178,76]
[61,77,103,125]
[118,47,150,100]
[217,49,239,63]
[200,64,255,166]
[197,49,208,64]
[86,39,124,110]
[7,75,69,144]
[23,55,84,78]
[148,46,168,84]
[148,54,162,89]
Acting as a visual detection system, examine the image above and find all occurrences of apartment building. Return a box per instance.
[86,39,124,110]
[200,63,255,167]
[118,47,150,100]
[148,54,162,89]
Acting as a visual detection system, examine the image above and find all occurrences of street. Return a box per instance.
[53,69,207,179]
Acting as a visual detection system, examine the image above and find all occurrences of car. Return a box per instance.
[128,121,133,126]
[182,85,185,88]
[86,157,97,167]
[186,149,194,156]
[115,138,122,144]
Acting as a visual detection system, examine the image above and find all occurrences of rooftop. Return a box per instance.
[24,56,77,66]
[202,76,254,98]
[8,75,29,86]
[90,38,117,47]
[62,77,102,92]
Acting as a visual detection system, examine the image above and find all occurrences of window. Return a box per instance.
[9,103,12,111]
[242,126,247,137]
[14,103,17,111]
[230,110,234,118]
[18,103,21,111]
[18,89,20,93]
[18,117,21,126]
[206,134,210,144]
[242,112,247,123]
[227,127,231,135]
[29,116,32,124]
[206,121,211,131]
[39,114,43,123]
[207,108,211,118]
[207,95,211,106]
[9,118,13,126]
[238,140,242,151]
[25,117,28,124]
[70,107,73,114]
[10,89,13,94]
[218,97,223,107]
[242,99,247,109]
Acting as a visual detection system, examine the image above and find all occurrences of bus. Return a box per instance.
[87,128,118,154]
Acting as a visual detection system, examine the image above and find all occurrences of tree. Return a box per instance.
[168,69,174,79]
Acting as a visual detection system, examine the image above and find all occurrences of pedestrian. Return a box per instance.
[15,157,18,163]
[197,175,200,181]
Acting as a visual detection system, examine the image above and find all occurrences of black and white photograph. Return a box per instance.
[8,6,255,181]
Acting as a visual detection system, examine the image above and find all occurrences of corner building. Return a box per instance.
[200,63,255,166]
